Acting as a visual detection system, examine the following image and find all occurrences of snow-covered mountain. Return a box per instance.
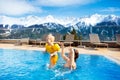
[0,14,120,28]
[79,14,120,26]
[0,15,78,27]
[0,14,120,40]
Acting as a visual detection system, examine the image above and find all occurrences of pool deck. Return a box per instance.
[0,43,120,64]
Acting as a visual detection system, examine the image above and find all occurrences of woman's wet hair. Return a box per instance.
[74,49,79,62]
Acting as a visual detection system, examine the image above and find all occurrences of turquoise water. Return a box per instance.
[0,49,120,80]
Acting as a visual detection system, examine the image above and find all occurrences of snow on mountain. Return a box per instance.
[0,14,120,28]
[0,16,23,26]
[22,15,42,27]
[80,14,105,26]
[24,15,59,26]
[78,14,120,26]
[103,15,120,25]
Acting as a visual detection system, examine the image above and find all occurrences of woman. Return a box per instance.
[61,42,79,70]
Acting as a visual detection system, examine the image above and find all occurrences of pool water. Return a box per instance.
[0,49,120,80]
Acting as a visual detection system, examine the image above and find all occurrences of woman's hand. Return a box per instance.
[60,42,64,48]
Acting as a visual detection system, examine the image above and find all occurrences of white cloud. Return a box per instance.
[0,0,42,16]
[37,0,97,7]
[101,7,120,12]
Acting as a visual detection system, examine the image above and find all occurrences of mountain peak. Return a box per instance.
[46,15,54,19]
[0,14,120,27]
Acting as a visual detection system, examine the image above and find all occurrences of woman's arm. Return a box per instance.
[70,48,76,70]
[61,42,69,62]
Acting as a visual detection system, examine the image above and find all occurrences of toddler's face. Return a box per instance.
[46,34,55,45]
[46,37,50,42]
[46,36,52,44]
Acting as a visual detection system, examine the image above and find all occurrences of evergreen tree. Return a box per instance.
[79,33,82,40]
[70,28,79,40]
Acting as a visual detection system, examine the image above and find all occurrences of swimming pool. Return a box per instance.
[0,49,120,80]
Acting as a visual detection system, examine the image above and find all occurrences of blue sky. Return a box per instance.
[0,0,120,17]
